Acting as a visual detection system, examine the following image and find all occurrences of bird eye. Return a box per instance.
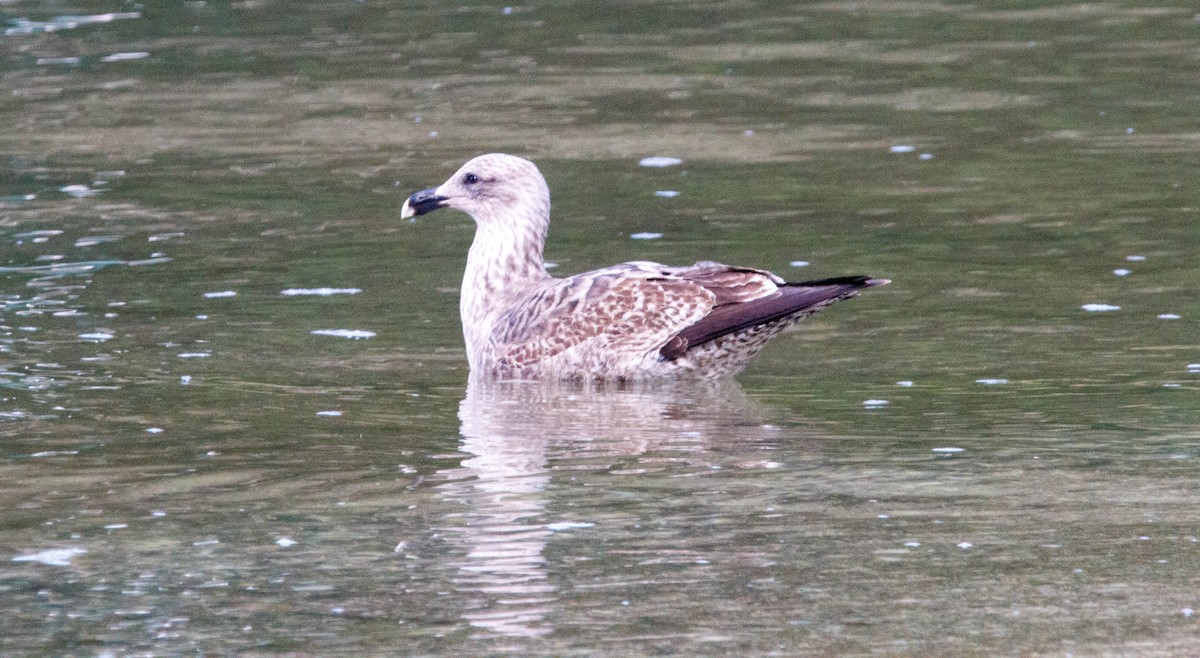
[463,173,480,185]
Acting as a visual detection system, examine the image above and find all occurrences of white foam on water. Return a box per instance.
[976,378,1008,385]
[316,410,343,417]
[1158,314,1180,320]
[203,291,237,299]
[79,332,114,342]
[654,190,680,198]
[789,260,810,267]
[101,52,150,62]
[638,156,683,167]
[547,521,596,531]
[1082,303,1120,312]
[889,145,916,153]
[630,232,663,240]
[311,329,375,339]
[932,447,964,453]
[12,547,87,566]
[37,57,81,65]
[281,288,362,296]
[60,184,100,198]
[4,12,140,35]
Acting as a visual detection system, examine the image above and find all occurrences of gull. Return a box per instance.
[401,154,887,380]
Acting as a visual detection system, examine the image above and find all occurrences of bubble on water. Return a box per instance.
[1081,303,1120,312]
[638,156,683,167]
[957,542,973,550]
[653,190,680,198]
[630,232,663,240]
[37,57,81,66]
[4,12,140,36]
[1112,268,1130,276]
[79,332,114,342]
[281,288,362,296]
[74,236,123,247]
[1158,314,1180,320]
[311,329,375,339]
[203,291,237,299]
[61,184,101,198]
[547,521,595,531]
[932,447,964,454]
[919,153,934,160]
[976,378,1008,385]
[896,380,914,387]
[101,51,150,63]
[789,260,810,268]
[316,410,343,417]
[889,145,916,153]
[177,352,211,358]
[12,547,87,566]
[863,399,889,409]
[276,537,297,548]
[1126,255,1145,261]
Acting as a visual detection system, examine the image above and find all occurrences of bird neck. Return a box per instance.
[460,205,552,360]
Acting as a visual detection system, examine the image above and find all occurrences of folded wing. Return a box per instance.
[489,261,880,369]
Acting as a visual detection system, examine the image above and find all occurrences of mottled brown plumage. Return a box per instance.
[400,154,887,380]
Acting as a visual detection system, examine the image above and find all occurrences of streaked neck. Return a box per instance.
[460,204,552,359]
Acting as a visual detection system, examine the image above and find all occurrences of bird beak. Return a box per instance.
[400,187,449,219]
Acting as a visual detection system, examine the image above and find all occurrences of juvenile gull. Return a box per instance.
[401,154,888,380]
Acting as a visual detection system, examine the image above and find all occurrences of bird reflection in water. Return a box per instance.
[436,376,772,638]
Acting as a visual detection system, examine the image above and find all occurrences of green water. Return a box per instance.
[2,1,1199,655]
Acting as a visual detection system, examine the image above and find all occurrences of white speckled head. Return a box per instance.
[429,153,550,230]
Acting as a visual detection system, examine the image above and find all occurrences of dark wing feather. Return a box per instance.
[659,276,883,360]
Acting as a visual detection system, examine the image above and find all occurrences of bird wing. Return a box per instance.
[487,263,720,368]
[487,260,806,365]
[487,261,878,368]
[659,275,881,359]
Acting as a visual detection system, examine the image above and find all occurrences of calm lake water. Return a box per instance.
[3,1,1200,655]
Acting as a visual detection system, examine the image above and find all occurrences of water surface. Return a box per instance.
[2,1,1200,655]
